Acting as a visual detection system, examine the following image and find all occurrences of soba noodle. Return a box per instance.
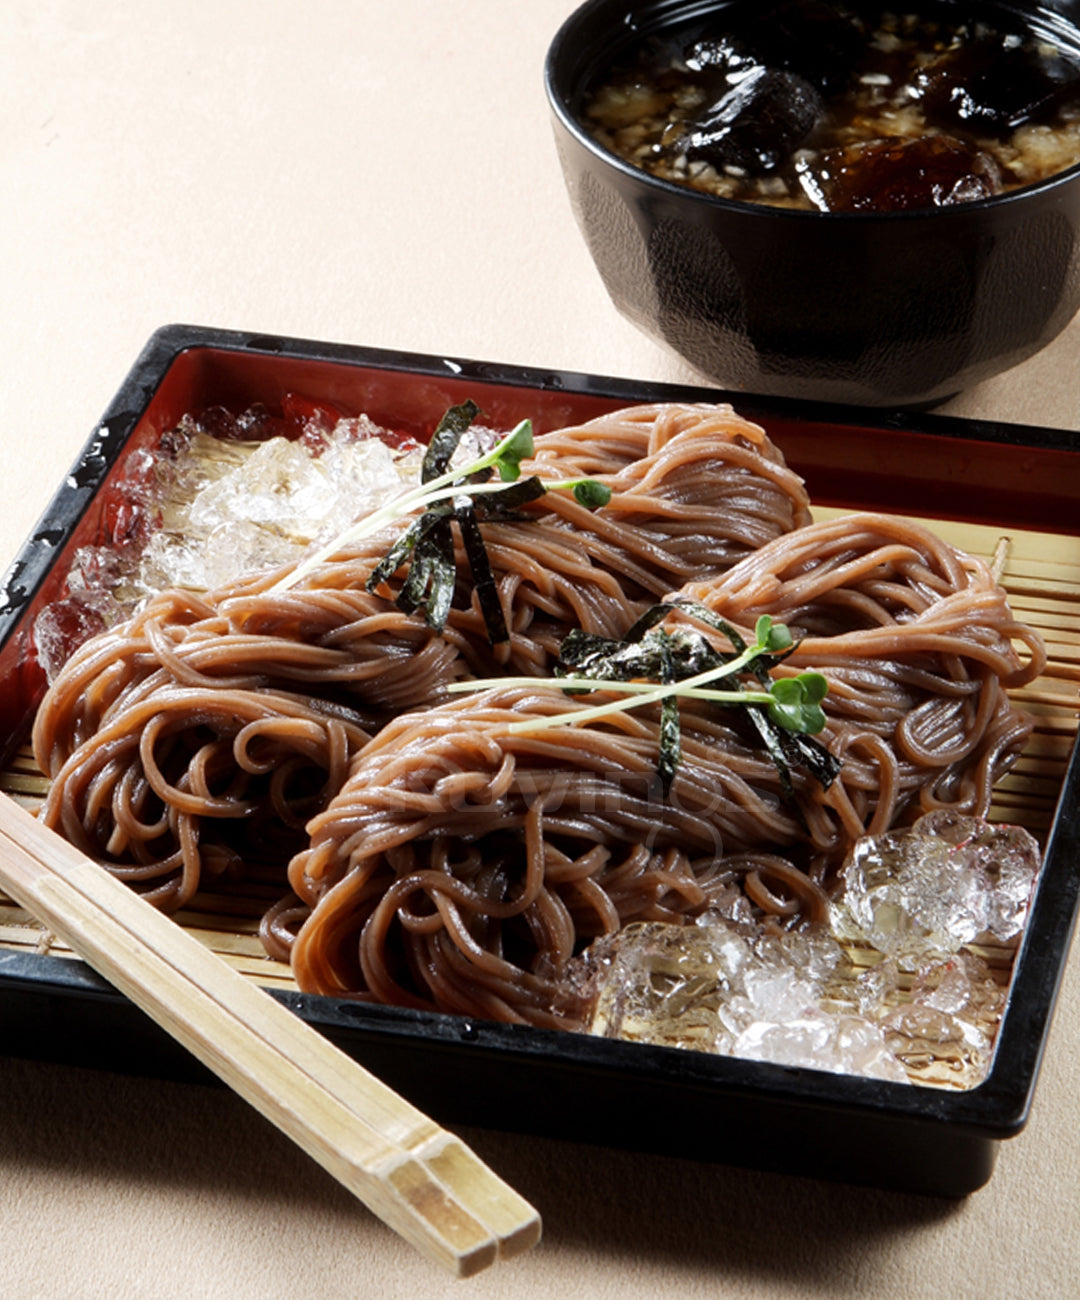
[28,396,1044,1029]
[276,513,1043,1026]
[32,403,809,911]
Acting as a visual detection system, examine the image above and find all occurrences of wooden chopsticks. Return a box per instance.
[0,794,540,1277]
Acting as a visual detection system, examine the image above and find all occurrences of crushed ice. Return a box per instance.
[32,411,426,680]
[142,422,414,594]
[572,811,1041,1089]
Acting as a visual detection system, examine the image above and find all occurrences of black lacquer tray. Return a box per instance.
[1,324,1078,1197]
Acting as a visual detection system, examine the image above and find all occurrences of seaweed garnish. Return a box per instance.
[547,597,841,797]
[373,403,614,641]
[365,400,527,640]
[422,398,483,479]
[668,596,841,796]
[453,501,508,643]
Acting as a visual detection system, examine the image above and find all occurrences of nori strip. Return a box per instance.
[395,509,456,629]
[557,621,732,684]
[366,508,445,591]
[369,407,551,643]
[455,502,509,644]
[422,399,481,482]
[422,514,458,630]
[658,694,682,795]
[656,632,681,796]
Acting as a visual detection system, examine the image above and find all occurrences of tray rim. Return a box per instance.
[2,321,1079,1151]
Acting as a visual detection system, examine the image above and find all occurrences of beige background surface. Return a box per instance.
[2,2,1079,1296]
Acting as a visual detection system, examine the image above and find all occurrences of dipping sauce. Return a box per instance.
[583,1,1080,211]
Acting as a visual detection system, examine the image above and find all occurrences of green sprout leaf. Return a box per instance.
[493,420,535,481]
[756,614,794,654]
[767,672,829,734]
[572,479,613,509]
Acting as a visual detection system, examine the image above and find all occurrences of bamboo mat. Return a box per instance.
[1,508,1077,996]
[0,758,301,990]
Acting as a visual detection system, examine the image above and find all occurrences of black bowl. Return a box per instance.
[545,0,1080,407]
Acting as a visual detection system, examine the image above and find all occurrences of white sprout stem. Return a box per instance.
[390,479,537,512]
[271,420,533,593]
[381,474,598,519]
[540,477,596,494]
[445,675,772,704]
[441,642,771,735]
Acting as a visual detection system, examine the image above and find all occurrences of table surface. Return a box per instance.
[2,3,1079,1297]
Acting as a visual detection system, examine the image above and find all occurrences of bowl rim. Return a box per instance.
[543,0,1080,224]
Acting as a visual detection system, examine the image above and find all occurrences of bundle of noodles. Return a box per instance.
[278,686,830,1027]
[275,512,1045,1027]
[227,402,812,675]
[31,585,467,772]
[673,511,1046,857]
[35,680,371,910]
[29,577,476,909]
[527,402,811,582]
[32,401,809,911]
[36,403,808,756]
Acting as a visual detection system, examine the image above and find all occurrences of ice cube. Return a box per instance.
[201,520,307,590]
[140,531,214,592]
[855,956,900,1016]
[915,32,1080,136]
[567,811,1031,1088]
[317,435,411,536]
[734,1009,908,1082]
[879,1000,992,1089]
[740,0,866,97]
[188,438,336,534]
[797,135,1000,212]
[683,35,755,78]
[676,66,822,174]
[583,921,738,1052]
[578,915,900,1074]
[923,812,1040,941]
[33,593,113,682]
[837,811,1040,966]
[910,952,1005,1024]
[66,545,125,596]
